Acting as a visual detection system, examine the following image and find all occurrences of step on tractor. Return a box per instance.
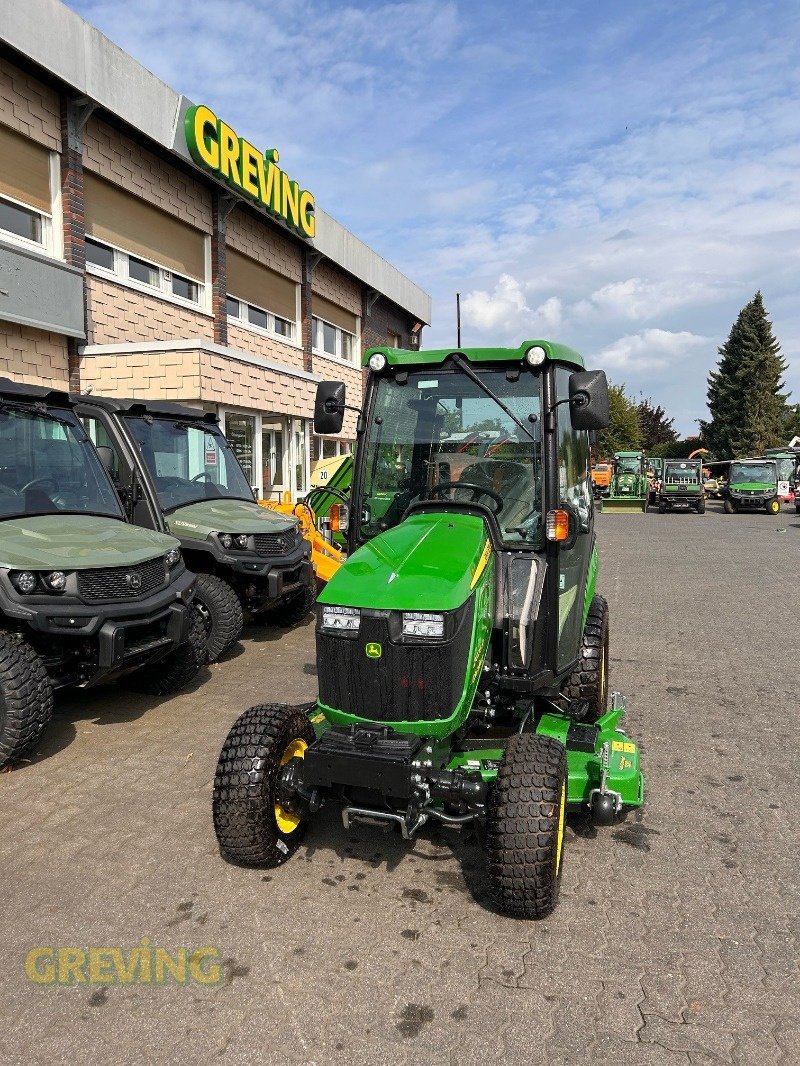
[722,459,781,515]
[213,340,645,919]
[0,380,204,768]
[76,398,314,662]
[602,451,650,513]
[657,459,705,514]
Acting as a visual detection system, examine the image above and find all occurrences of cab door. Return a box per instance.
[78,407,161,530]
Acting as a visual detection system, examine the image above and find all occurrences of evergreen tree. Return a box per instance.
[637,398,678,452]
[595,383,641,457]
[702,292,789,458]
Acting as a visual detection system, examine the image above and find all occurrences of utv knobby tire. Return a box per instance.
[255,583,316,629]
[561,594,609,722]
[0,634,53,767]
[723,498,735,514]
[127,608,206,695]
[194,574,244,662]
[658,502,666,514]
[213,702,315,866]
[696,498,706,514]
[487,734,567,920]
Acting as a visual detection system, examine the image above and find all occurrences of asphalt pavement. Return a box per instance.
[1,500,798,1065]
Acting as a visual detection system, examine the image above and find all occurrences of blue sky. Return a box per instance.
[69,0,800,434]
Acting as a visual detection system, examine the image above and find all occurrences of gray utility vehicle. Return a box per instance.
[0,379,203,768]
[76,397,314,662]
[657,459,705,514]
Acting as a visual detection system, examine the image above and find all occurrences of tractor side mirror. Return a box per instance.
[314,381,345,435]
[569,370,609,431]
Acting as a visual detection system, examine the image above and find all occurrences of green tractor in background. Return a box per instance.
[602,451,649,513]
[213,340,645,919]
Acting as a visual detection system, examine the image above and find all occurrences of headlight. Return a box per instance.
[369,352,387,372]
[235,534,249,549]
[321,605,360,632]
[219,534,233,550]
[165,548,181,568]
[525,345,547,366]
[402,612,445,638]
[12,571,37,594]
[45,571,67,591]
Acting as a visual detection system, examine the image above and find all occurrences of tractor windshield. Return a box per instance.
[123,416,254,512]
[616,457,641,474]
[729,462,775,486]
[359,366,543,545]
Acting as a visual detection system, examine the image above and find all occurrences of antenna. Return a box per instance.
[456,292,461,348]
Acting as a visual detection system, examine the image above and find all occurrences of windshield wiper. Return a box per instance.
[450,355,538,444]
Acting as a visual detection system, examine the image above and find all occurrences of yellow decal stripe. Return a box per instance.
[470,540,492,589]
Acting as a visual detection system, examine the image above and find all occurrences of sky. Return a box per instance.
[68,0,800,434]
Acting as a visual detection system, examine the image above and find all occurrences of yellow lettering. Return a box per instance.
[26,948,55,984]
[191,105,219,170]
[155,947,187,984]
[299,190,316,239]
[218,123,241,187]
[58,948,88,984]
[282,173,300,230]
[239,139,260,198]
[189,947,223,986]
[137,937,152,984]
[256,153,268,203]
[264,161,282,214]
[109,947,139,984]
[88,949,117,984]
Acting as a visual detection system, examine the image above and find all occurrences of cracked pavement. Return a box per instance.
[1,502,798,1064]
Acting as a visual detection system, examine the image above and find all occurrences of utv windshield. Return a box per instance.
[0,404,122,521]
[359,367,543,545]
[729,462,775,485]
[123,416,254,512]
[663,463,700,483]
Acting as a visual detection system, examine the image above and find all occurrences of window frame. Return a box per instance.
[225,291,300,347]
[84,233,210,314]
[0,190,53,255]
[311,314,360,367]
[219,408,312,501]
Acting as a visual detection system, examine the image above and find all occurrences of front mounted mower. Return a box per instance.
[213,341,645,919]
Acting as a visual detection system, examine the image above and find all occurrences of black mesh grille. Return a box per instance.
[254,532,295,556]
[317,600,474,723]
[77,556,166,602]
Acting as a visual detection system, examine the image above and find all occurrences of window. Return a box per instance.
[0,125,53,253]
[388,331,401,349]
[128,255,160,287]
[225,248,299,343]
[247,305,269,330]
[84,234,205,308]
[224,413,257,490]
[222,411,312,501]
[85,237,115,271]
[262,422,285,493]
[318,437,351,460]
[226,296,240,318]
[311,295,359,365]
[0,196,43,244]
[171,273,199,302]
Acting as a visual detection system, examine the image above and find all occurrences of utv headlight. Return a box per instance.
[45,571,67,591]
[321,605,361,632]
[402,612,445,638]
[165,548,181,568]
[12,571,37,594]
[235,534,249,549]
[219,533,233,550]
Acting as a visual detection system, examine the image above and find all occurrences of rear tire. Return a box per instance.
[213,702,315,866]
[0,635,53,767]
[254,583,316,628]
[487,734,567,920]
[561,594,609,722]
[127,608,206,695]
[723,498,735,514]
[194,574,244,662]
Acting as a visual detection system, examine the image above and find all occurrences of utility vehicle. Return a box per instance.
[657,459,705,514]
[762,447,800,507]
[77,398,314,661]
[590,462,612,499]
[603,451,649,513]
[213,341,645,919]
[722,459,780,514]
[0,379,203,768]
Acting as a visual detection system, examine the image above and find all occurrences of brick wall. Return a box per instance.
[0,322,69,388]
[362,294,416,351]
[227,323,306,373]
[0,58,60,150]
[226,208,302,282]
[85,275,214,345]
[82,117,212,233]
[311,260,362,316]
[200,352,316,416]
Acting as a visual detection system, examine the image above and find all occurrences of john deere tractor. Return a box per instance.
[602,451,649,513]
[213,341,645,919]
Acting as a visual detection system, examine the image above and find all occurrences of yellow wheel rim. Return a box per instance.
[274,738,308,835]
[770,501,780,514]
[555,780,566,872]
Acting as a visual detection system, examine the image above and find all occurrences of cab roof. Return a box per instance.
[75,393,218,424]
[363,339,585,370]
[0,377,71,408]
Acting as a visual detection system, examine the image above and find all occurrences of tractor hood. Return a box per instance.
[319,511,491,612]
[166,499,296,539]
[0,515,176,570]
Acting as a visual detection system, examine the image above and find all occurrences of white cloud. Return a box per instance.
[596,329,708,372]
[462,275,562,339]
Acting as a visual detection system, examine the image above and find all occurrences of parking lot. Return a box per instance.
[1,502,798,1066]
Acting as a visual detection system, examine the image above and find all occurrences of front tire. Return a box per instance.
[766,497,781,515]
[723,498,735,514]
[194,574,244,662]
[0,635,53,767]
[561,594,609,722]
[127,608,206,695]
[696,497,705,514]
[213,702,315,866]
[487,734,567,920]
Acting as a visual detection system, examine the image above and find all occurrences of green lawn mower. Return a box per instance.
[602,451,649,513]
[213,341,645,919]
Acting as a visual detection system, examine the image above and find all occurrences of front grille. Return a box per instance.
[78,556,166,603]
[254,532,296,556]
[317,601,474,723]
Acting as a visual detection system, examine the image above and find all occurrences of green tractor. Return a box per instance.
[722,459,781,515]
[212,340,645,919]
[657,459,705,514]
[602,451,649,513]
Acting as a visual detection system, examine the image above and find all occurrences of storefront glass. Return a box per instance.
[262,420,285,495]
[225,413,256,490]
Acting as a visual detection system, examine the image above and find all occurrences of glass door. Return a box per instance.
[223,412,257,493]
[261,418,286,501]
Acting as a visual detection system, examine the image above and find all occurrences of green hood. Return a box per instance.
[0,515,176,571]
[167,499,296,540]
[730,481,773,492]
[319,511,491,612]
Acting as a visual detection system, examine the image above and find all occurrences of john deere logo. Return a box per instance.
[365,642,382,660]
[126,573,142,590]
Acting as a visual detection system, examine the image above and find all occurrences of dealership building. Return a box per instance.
[0,0,431,499]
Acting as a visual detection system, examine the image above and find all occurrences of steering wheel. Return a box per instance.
[20,476,59,494]
[428,479,503,514]
[190,472,213,482]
